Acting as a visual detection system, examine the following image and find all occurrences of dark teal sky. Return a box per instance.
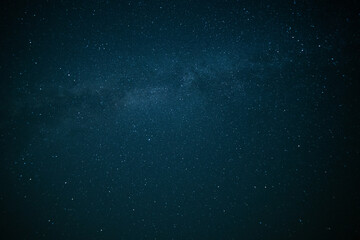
[0,0,359,239]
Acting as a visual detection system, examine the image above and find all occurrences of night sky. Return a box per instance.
[1,0,359,239]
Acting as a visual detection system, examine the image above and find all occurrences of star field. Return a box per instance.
[0,0,359,239]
